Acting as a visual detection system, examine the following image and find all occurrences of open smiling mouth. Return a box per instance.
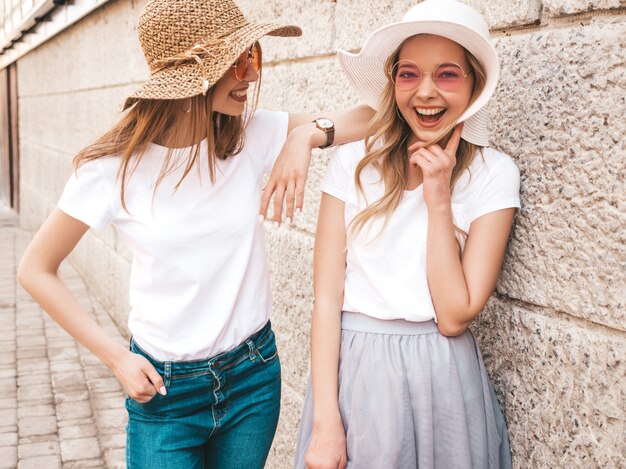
[229,89,248,102]
[415,107,447,125]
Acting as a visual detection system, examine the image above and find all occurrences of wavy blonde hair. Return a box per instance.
[73,71,261,210]
[349,38,486,238]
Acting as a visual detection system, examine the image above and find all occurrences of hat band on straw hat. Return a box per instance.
[150,23,249,95]
[151,24,248,72]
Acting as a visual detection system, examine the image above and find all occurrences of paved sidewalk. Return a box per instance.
[0,204,127,468]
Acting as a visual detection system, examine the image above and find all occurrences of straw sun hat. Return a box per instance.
[338,0,499,146]
[120,0,301,111]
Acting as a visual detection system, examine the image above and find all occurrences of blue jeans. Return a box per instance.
[125,321,281,469]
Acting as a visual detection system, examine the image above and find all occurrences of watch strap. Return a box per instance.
[313,118,335,149]
[320,127,334,149]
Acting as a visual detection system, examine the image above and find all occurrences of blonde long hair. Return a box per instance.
[73,75,260,210]
[349,40,486,238]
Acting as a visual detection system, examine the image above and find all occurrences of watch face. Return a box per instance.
[316,118,334,130]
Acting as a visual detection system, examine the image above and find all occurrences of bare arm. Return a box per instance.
[425,206,515,336]
[286,104,375,142]
[260,104,374,224]
[305,194,348,469]
[410,124,516,336]
[17,209,165,402]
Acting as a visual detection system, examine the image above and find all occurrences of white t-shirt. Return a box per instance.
[59,110,288,361]
[321,140,521,323]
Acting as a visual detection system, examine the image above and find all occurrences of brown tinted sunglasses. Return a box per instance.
[232,42,262,81]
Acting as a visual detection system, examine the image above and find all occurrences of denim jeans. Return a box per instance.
[125,321,281,469]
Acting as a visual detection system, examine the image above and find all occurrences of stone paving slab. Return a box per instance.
[0,203,127,468]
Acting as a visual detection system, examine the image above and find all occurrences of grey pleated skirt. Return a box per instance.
[293,312,511,469]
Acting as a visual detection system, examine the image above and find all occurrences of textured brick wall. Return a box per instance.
[16,1,625,468]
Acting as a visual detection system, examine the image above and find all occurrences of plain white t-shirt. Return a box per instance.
[58,110,288,361]
[321,140,521,323]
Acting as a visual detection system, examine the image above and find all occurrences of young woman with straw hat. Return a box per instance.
[295,1,519,468]
[17,0,373,467]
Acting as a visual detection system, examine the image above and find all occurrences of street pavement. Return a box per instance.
[0,203,127,468]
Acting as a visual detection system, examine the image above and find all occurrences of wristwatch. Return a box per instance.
[313,118,335,149]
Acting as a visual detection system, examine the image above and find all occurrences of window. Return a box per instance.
[0,62,17,208]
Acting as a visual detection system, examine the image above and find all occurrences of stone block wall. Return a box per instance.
[15,0,625,467]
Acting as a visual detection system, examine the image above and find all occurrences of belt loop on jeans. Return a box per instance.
[245,339,256,362]
[164,361,172,388]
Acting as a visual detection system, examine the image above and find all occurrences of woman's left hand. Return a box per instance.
[409,123,463,210]
[259,125,313,225]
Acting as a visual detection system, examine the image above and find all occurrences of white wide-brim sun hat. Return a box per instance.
[338,0,499,147]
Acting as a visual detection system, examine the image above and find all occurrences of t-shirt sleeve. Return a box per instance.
[246,109,289,174]
[58,159,114,230]
[470,156,521,222]
[320,144,355,202]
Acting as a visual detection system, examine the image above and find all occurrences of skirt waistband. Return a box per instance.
[341,311,439,335]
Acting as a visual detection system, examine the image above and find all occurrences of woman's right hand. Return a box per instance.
[17,210,166,404]
[110,349,166,403]
[305,421,348,469]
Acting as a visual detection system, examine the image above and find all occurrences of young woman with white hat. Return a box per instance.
[17,0,373,467]
[295,0,519,467]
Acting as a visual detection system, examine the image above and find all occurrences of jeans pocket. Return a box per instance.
[257,348,278,364]
[256,334,279,364]
[126,390,164,412]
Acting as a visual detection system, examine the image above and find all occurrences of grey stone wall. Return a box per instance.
[15,0,625,468]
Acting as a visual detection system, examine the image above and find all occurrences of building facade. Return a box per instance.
[2,0,624,467]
